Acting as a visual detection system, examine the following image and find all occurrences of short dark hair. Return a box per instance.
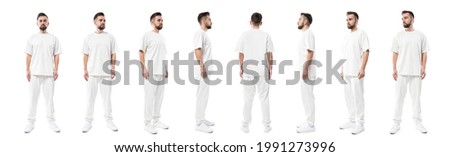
[301,13,313,25]
[347,11,359,20]
[93,12,105,20]
[150,12,162,21]
[251,12,262,24]
[402,10,414,18]
[197,12,210,24]
[37,12,48,20]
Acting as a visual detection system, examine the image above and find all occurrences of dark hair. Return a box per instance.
[347,11,359,20]
[150,12,162,21]
[251,12,262,24]
[402,10,414,18]
[197,12,210,24]
[36,12,48,20]
[301,13,313,25]
[93,12,105,20]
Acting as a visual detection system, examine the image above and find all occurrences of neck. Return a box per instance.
[95,29,103,34]
[201,25,208,32]
[251,25,260,29]
[351,27,358,32]
[405,26,414,32]
[39,30,47,34]
[152,28,159,33]
[301,25,309,32]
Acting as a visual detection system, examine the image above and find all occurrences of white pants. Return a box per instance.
[393,75,422,124]
[85,76,113,122]
[144,75,165,125]
[242,75,271,126]
[300,78,315,126]
[196,77,209,124]
[344,76,365,125]
[28,75,55,123]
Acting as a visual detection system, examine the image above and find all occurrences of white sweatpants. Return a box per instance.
[344,76,365,125]
[300,78,315,126]
[393,75,422,124]
[28,75,55,123]
[85,76,113,122]
[242,75,271,127]
[144,75,165,125]
[196,77,209,124]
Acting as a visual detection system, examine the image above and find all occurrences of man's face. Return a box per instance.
[94,16,106,30]
[297,15,306,30]
[204,16,212,29]
[346,14,357,29]
[152,16,163,30]
[37,16,49,31]
[402,13,413,28]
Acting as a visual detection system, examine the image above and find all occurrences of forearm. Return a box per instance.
[26,55,31,71]
[266,52,273,70]
[360,50,369,70]
[392,53,398,71]
[195,49,204,66]
[304,50,314,71]
[83,54,88,71]
[239,53,244,71]
[111,53,116,70]
[421,53,427,69]
[54,54,59,72]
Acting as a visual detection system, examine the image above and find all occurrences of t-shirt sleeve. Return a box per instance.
[391,35,399,53]
[111,35,118,54]
[139,34,147,53]
[421,34,430,53]
[25,38,33,55]
[266,34,274,53]
[193,32,203,50]
[235,34,244,54]
[361,32,370,53]
[54,37,62,55]
[305,32,315,52]
[82,37,89,55]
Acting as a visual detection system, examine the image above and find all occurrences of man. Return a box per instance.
[296,13,317,133]
[236,12,274,133]
[24,12,62,133]
[390,10,429,134]
[139,12,169,134]
[81,12,119,133]
[193,12,215,133]
[339,11,370,135]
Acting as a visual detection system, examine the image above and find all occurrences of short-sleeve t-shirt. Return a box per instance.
[140,31,168,75]
[25,33,62,76]
[342,29,370,76]
[82,32,118,76]
[391,30,430,76]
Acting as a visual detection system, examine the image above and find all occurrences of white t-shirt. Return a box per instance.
[342,29,370,76]
[25,33,62,76]
[82,32,118,76]
[235,29,274,77]
[298,29,316,77]
[193,29,212,77]
[391,30,430,76]
[140,31,168,75]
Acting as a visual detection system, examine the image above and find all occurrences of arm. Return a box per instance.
[53,54,60,80]
[139,50,149,80]
[83,54,89,81]
[239,53,244,78]
[195,48,207,78]
[392,52,398,81]
[26,54,32,82]
[266,52,273,80]
[358,50,370,79]
[421,53,427,80]
[302,50,314,80]
[111,53,116,79]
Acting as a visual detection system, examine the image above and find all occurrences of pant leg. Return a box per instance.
[143,77,154,125]
[353,77,365,125]
[42,76,55,122]
[242,76,256,126]
[99,76,113,121]
[85,76,98,122]
[153,75,165,121]
[393,76,407,124]
[257,76,271,127]
[409,76,422,123]
[344,76,356,123]
[27,75,41,123]
[300,79,315,126]
[195,78,209,124]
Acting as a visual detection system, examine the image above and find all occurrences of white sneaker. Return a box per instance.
[24,123,34,134]
[351,124,365,135]
[297,124,315,133]
[106,121,118,132]
[241,125,249,133]
[82,122,92,133]
[154,121,169,129]
[264,126,272,133]
[145,125,157,134]
[196,123,213,133]
[49,121,61,133]
[339,122,355,130]
[390,123,400,135]
[415,123,427,134]
[203,120,215,126]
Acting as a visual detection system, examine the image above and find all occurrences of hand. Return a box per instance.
[111,68,115,79]
[143,68,149,80]
[53,70,59,81]
[393,69,398,81]
[240,69,243,79]
[84,70,89,81]
[200,65,208,78]
[421,66,426,80]
[357,68,365,79]
[340,70,344,80]
[268,68,272,80]
[165,70,169,79]
[26,70,31,82]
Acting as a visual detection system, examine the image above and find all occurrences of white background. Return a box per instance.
[0,0,448,156]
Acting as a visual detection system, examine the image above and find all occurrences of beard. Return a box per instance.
[403,22,411,28]
[39,25,47,31]
[98,24,105,30]
[156,24,163,30]
[298,24,304,30]
[347,23,355,29]
[206,24,212,29]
